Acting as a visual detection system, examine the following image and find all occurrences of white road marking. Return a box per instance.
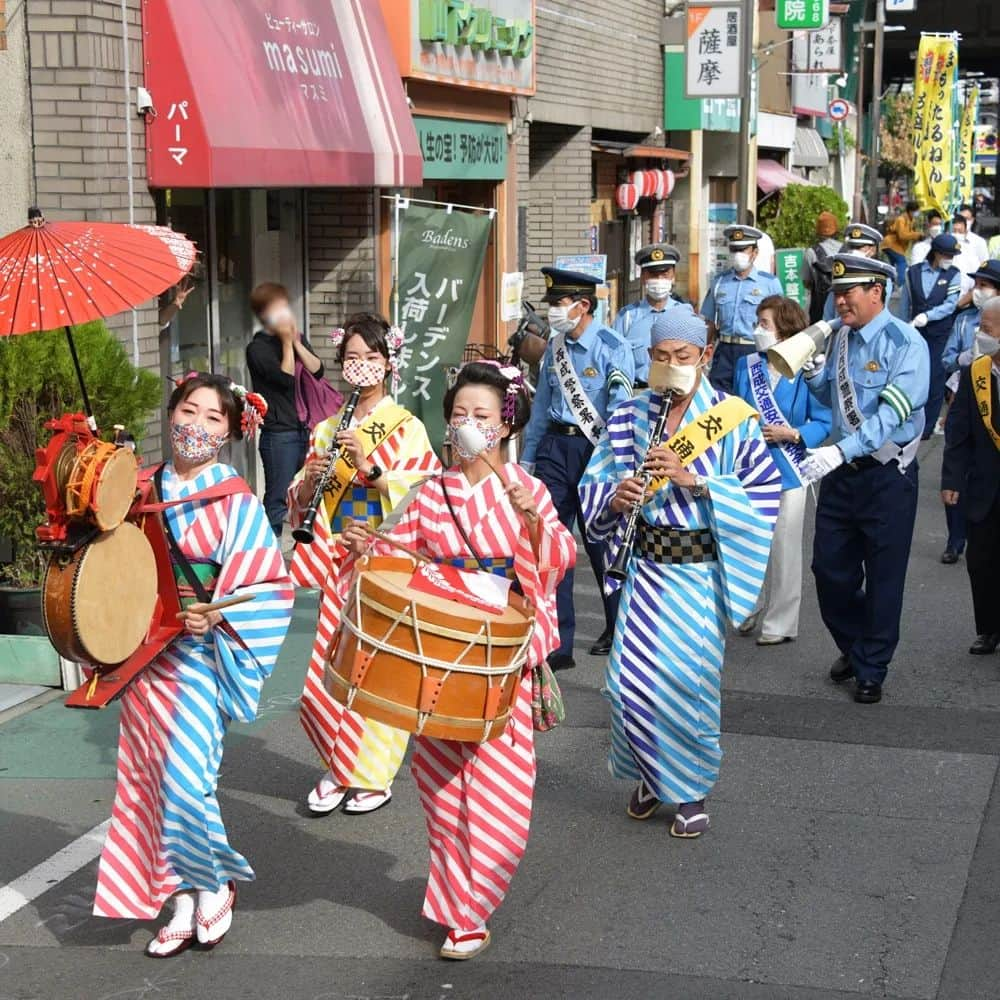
[0,820,110,923]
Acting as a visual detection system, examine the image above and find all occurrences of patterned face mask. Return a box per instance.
[171,421,228,463]
[449,416,504,460]
[342,358,387,387]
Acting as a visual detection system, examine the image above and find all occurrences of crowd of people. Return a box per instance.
[97,202,1000,965]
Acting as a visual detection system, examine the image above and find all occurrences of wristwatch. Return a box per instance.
[365,464,384,483]
[691,474,709,498]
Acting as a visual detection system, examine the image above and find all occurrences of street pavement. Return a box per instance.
[2,434,1000,1000]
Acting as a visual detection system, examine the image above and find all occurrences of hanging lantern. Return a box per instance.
[660,169,676,200]
[616,183,640,212]
[629,170,646,195]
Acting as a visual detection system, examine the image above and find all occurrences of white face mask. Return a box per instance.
[732,251,752,272]
[928,225,943,238]
[547,303,579,335]
[263,304,294,328]
[973,288,997,311]
[645,278,673,301]
[976,330,1000,357]
[753,326,778,352]
[648,354,704,396]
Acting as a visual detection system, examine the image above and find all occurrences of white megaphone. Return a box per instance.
[768,317,844,379]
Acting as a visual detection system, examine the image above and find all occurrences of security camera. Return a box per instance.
[136,87,155,117]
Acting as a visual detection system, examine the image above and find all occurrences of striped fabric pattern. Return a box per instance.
[288,401,440,788]
[880,383,913,423]
[579,383,779,804]
[378,466,575,930]
[94,464,293,920]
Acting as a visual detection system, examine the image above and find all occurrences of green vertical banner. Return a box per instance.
[395,202,493,450]
[775,248,807,308]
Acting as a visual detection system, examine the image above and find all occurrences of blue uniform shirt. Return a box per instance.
[613,297,682,383]
[520,320,634,464]
[807,307,930,461]
[896,261,961,325]
[701,267,783,341]
[942,307,980,373]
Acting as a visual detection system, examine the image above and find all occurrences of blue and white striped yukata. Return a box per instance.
[579,380,780,803]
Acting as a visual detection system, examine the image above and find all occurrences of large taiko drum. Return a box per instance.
[42,521,158,666]
[325,556,535,743]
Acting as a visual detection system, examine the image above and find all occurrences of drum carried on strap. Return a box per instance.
[325,555,534,743]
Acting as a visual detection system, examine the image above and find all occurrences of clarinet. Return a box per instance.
[292,386,362,545]
[606,391,673,583]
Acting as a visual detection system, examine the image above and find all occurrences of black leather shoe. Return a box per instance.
[854,681,882,704]
[970,634,1000,655]
[588,630,613,656]
[829,655,854,684]
[940,549,960,565]
[547,653,576,672]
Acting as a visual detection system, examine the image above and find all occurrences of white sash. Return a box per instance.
[552,332,604,445]
[834,329,921,472]
[746,353,807,487]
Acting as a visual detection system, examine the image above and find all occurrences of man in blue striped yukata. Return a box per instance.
[579,306,780,838]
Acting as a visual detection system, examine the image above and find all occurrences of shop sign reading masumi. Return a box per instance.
[685,3,744,100]
[409,0,535,94]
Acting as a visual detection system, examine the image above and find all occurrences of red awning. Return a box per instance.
[143,0,422,189]
[756,159,816,195]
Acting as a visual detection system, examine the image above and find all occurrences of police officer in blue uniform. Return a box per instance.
[898,232,962,439]
[802,255,930,704]
[701,225,783,393]
[821,224,888,321]
[614,244,684,387]
[521,267,635,667]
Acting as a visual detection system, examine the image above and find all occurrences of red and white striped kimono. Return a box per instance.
[376,465,574,931]
[288,397,439,789]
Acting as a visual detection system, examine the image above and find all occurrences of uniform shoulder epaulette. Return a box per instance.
[882,317,916,347]
[598,325,629,349]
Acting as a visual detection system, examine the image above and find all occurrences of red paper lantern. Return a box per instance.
[616,183,640,212]
[659,169,676,200]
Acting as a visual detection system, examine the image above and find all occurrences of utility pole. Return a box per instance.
[867,0,886,218]
[736,0,755,224]
[852,8,868,221]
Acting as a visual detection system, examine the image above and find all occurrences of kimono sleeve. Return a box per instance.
[383,416,442,511]
[210,492,294,723]
[511,470,575,602]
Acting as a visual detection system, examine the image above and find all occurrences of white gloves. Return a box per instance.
[958,348,973,367]
[802,445,845,482]
[912,313,928,329]
[802,352,826,380]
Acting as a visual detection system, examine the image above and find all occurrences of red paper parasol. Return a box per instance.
[0,208,197,422]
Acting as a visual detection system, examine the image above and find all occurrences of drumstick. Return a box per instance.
[360,523,433,564]
[175,594,256,619]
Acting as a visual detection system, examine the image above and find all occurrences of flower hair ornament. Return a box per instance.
[386,325,405,396]
[229,381,268,439]
[330,327,346,352]
[478,360,525,425]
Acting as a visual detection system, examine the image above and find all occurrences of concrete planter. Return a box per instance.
[0,586,81,689]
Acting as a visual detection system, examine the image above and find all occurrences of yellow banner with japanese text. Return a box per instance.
[959,84,979,205]
[910,35,959,215]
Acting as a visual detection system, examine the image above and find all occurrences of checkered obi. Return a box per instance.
[330,484,383,536]
[635,524,717,564]
[444,556,517,581]
[172,561,218,609]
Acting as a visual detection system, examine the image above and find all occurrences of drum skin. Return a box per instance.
[325,556,534,743]
[43,521,158,666]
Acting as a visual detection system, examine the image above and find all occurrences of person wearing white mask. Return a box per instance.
[614,243,684,387]
[959,204,990,268]
[700,225,782,393]
[733,296,832,644]
[521,266,635,665]
[911,211,944,266]
[579,305,780,837]
[942,295,1000,656]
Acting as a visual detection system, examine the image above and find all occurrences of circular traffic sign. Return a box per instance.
[829,98,851,122]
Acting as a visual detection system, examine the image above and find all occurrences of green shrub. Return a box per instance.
[758,184,851,251]
[0,321,161,587]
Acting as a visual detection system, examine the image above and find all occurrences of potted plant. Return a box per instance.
[758,183,850,250]
[0,322,159,681]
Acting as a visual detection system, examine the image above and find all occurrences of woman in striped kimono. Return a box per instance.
[579,307,780,838]
[342,362,575,959]
[93,373,294,957]
[288,313,439,817]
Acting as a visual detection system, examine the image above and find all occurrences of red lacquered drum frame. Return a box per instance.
[325,555,535,743]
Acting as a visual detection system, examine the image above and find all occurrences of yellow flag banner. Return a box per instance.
[911,35,959,215]
[959,84,979,206]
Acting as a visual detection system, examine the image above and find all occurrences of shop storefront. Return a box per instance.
[379,0,535,349]
[142,0,422,466]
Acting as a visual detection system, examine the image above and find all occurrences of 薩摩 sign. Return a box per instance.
[685,3,744,100]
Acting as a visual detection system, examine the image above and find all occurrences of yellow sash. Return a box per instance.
[322,402,410,522]
[648,395,758,491]
[971,354,1000,451]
